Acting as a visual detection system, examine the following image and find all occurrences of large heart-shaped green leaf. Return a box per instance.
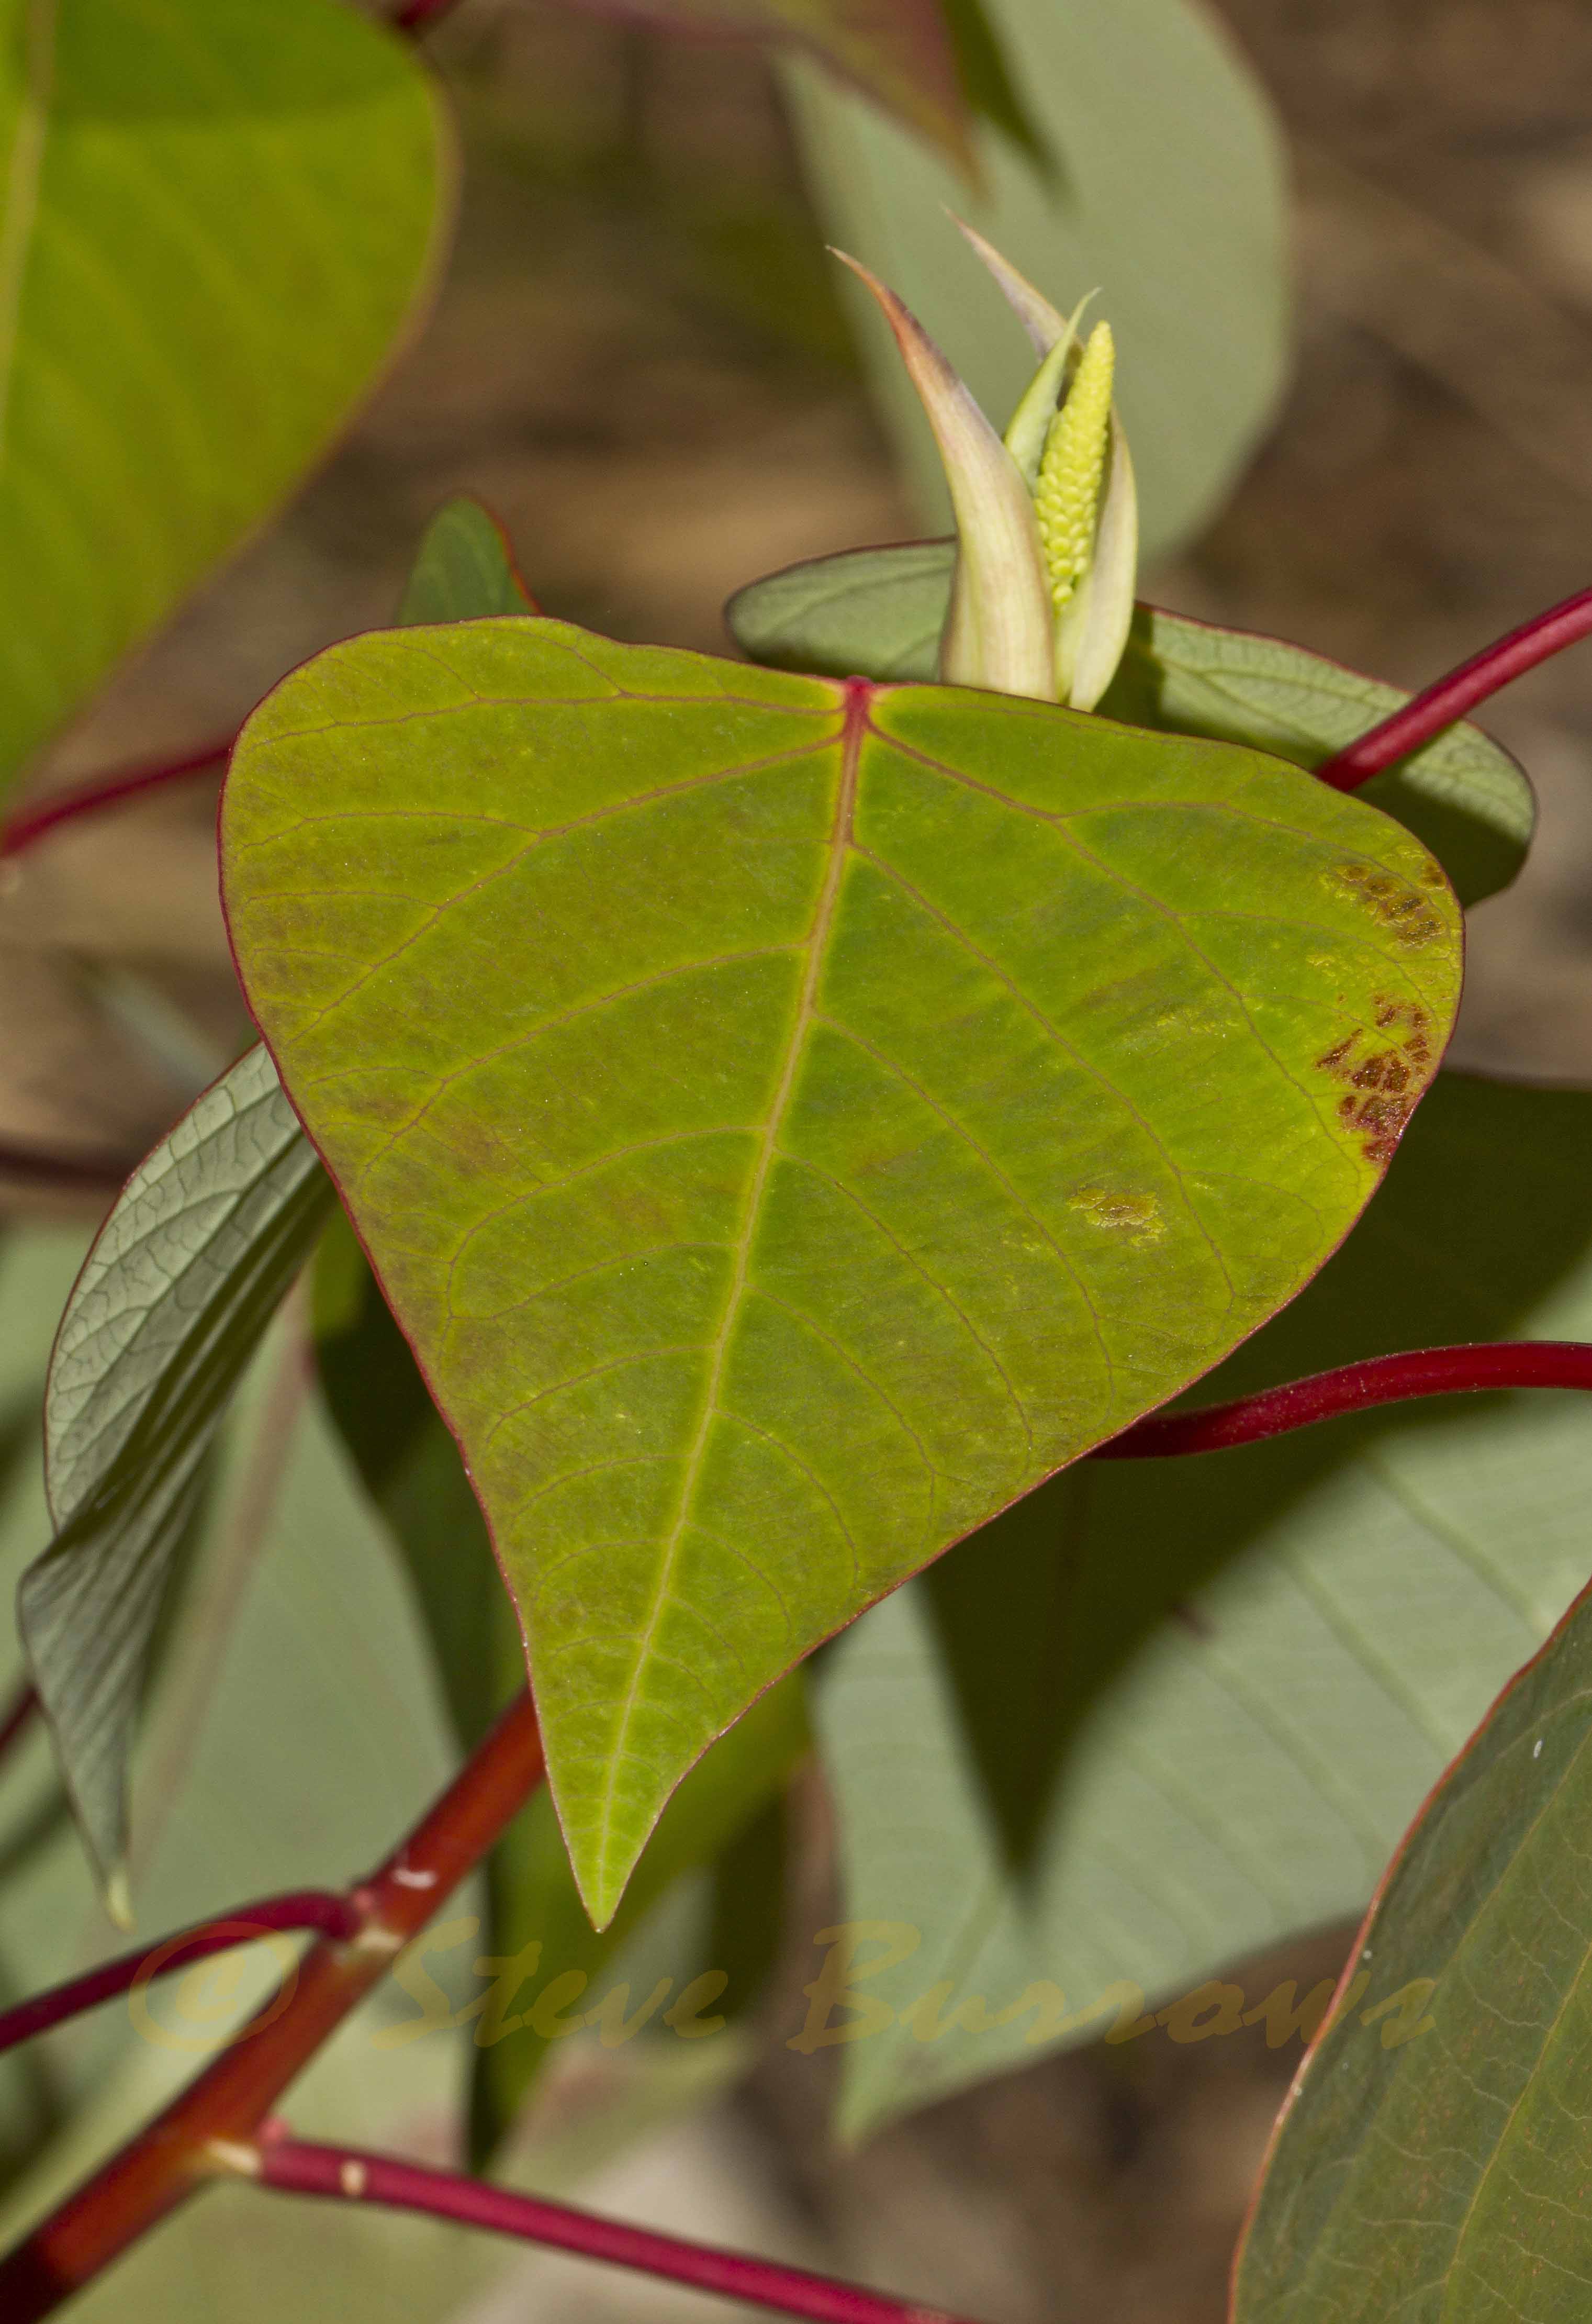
[782,0,1287,555]
[1232,1576,1592,2321]
[726,546,1534,908]
[0,0,445,796]
[222,619,1462,1923]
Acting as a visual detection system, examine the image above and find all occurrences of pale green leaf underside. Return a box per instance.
[815,1579,1039,2135]
[19,1044,333,1899]
[726,545,1533,907]
[0,0,444,793]
[1235,1483,1592,2311]
[223,618,1461,1924]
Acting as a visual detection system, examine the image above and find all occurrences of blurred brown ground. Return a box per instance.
[5,0,1592,2314]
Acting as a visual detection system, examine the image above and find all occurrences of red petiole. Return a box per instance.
[0,1138,139,1195]
[0,734,233,862]
[0,1892,360,2059]
[1092,1341,1592,1459]
[242,2133,978,2324]
[1314,582,1592,789]
[0,1690,545,2318]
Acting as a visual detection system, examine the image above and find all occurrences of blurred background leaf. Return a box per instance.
[783,0,1289,557]
[0,0,447,803]
[561,0,977,176]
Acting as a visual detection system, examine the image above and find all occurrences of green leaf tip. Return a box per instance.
[837,227,1137,710]
[398,496,538,627]
[103,1868,135,1937]
[223,614,1463,1928]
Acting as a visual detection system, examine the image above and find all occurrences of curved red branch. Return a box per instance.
[0,1893,361,2059]
[391,0,468,29]
[249,2135,982,2324]
[0,1690,544,2318]
[0,1139,136,1197]
[1315,584,1592,790]
[1091,1341,1592,1460]
[0,735,234,862]
[0,1682,38,1768]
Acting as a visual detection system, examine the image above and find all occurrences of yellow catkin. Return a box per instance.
[1033,320,1115,613]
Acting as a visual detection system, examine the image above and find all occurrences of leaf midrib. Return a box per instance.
[587,687,859,1906]
[0,0,55,476]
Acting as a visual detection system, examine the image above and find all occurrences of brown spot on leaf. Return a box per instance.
[1315,998,1435,1165]
[1329,861,1445,947]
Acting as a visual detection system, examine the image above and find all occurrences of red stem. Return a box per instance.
[1092,1340,1592,1459]
[0,1680,38,1767]
[0,1689,544,2318]
[0,1138,137,1196]
[1315,584,1592,790]
[391,0,468,28]
[0,1892,360,2060]
[0,735,233,862]
[249,2135,979,2324]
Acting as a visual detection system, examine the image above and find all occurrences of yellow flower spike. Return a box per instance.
[1056,412,1138,711]
[1034,320,1115,615]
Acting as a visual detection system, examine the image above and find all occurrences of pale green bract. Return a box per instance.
[0,0,445,796]
[223,616,1462,1925]
[837,234,1138,709]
